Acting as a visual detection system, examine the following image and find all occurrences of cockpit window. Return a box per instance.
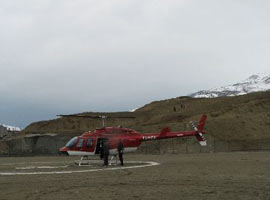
[65,137,77,148]
[87,138,93,148]
[76,138,84,148]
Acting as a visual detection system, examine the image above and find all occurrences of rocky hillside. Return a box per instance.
[190,73,270,98]
[1,91,270,155]
[23,91,270,142]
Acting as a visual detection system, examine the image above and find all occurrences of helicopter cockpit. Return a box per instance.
[65,136,78,148]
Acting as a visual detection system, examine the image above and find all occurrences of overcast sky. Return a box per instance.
[0,0,270,127]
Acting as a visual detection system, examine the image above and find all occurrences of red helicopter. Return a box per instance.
[59,114,207,165]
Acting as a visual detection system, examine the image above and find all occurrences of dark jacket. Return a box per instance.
[103,141,110,155]
[118,141,124,154]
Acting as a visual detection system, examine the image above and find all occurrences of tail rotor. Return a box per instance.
[190,115,207,146]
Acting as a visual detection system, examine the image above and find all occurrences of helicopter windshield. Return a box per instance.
[65,137,78,148]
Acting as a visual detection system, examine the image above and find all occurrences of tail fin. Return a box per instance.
[197,114,207,131]
[191,115,207,146]
[159,127,170,137]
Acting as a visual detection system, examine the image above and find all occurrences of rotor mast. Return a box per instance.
[100,116,107,127]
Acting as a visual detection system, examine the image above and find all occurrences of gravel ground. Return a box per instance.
[0,152,270,200]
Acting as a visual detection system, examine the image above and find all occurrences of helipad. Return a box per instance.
[0,160,160,176]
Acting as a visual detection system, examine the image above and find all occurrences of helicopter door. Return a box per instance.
[75,138,84,151]
[95,138,102,154]
[95,138,108,154]
[82,137,96,153]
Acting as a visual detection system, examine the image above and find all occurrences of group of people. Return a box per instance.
[99,139,124,166]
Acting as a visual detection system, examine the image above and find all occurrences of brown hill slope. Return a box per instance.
[23,91,270,142]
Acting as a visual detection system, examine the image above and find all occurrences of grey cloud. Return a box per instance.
[0,0,270,127]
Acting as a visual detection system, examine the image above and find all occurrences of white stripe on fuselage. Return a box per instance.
[67,151,95,156]
[109,147,138,155]
[67,147,138,156]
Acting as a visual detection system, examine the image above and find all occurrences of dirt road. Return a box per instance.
[0,152,269,200]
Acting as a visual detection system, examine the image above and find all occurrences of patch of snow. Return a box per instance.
[129,108,138,112]
[190,73,270,98]
[1,124,21,131]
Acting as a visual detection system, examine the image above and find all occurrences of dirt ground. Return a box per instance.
[0,152,270,200]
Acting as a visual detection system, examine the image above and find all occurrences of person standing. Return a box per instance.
[118,139,124,166]
[103,139,109,166]
[99,140,104,160]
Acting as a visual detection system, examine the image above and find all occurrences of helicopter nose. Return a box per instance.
[59,147,69,156]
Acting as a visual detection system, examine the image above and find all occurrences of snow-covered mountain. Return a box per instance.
[190,73,270,98]
[1,124,21,131]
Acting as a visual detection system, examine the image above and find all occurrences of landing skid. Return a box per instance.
[109,155,118,166]
[74,155,119,166]
[74,156,96,166]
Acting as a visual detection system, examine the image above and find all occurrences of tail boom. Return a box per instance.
[141,115,207,146]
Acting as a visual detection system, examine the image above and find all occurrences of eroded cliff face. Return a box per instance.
[1,91,270,155]
[0,134,72,156]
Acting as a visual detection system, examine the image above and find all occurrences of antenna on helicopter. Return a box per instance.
[57,114,136,127]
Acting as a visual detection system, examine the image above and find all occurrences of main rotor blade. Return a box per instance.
[57,114,100,118]
[57,114,135,119]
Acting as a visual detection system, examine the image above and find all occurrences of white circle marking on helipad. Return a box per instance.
[0,161,160,176]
